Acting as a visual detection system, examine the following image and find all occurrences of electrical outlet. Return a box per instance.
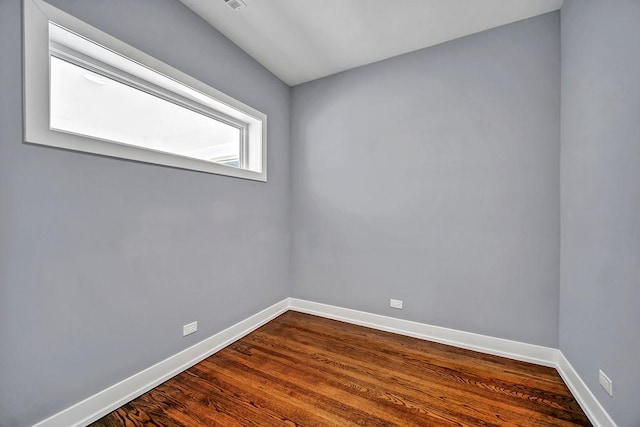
[599,370,613,396]
[390,299,403,309]
[183,321,198,337]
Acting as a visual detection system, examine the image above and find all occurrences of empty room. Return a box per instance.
[0,0,638,426]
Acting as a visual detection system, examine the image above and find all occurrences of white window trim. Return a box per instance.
[23,0,267,181]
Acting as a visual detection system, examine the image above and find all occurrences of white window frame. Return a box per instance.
[23,0,267,181]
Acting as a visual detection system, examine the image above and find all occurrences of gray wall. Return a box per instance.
[560,1,640,426]
[0,0,290,425]
[291,13,561,347]
[4,1,635,425]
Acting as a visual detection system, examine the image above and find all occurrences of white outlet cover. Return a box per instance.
[598,369,613,396]
[390,299,403,309]
[183,321,198,337]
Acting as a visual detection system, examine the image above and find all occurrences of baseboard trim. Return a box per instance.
[288,298,617,427]
[32,297,616,427]
[288,298,558,367]
[556,352,617,427]
[33,299,290,427]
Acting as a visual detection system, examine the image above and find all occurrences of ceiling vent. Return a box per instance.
[224,0,246,10]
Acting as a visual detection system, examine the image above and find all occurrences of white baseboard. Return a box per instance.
[288,298,617,427]
[288,298,558,367]
[32,297,616,427]
[33,299,290,427]
[556,352,617,427]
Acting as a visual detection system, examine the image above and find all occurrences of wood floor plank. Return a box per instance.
[250,318,586,422]
[222,339,512,426]
[242,330,580,426]
[270,314,568,394]
[91,311,591,426]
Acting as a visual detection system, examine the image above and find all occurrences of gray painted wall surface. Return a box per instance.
[560,1,640,426]
[4,1,635,425]
[0,0,290,425]
[291,13,561,347]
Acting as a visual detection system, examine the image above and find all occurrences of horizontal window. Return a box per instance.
[23,0,267,181]
[50,55,244,167]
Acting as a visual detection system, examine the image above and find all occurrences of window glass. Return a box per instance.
[50,57,242,166]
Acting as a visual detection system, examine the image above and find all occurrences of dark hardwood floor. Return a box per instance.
[91,311,591,426]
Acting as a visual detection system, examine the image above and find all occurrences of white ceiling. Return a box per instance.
[180,0,563,87]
